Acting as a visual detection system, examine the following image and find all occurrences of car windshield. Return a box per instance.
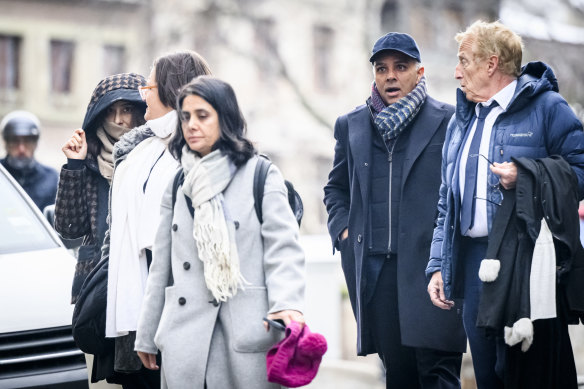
[0,170,59,254]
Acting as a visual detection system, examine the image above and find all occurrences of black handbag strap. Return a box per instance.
[172,168,193,218]
[253,156,272,224]
[172,168,184,209]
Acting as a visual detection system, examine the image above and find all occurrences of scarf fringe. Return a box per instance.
[194,221,247,301]
[182,148,245,302]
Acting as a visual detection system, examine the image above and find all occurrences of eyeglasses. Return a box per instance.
[468,153,494,167]
[139,85,157,100]
[468,153,503,206]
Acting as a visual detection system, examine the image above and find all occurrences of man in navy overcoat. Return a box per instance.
[323,33,466,388]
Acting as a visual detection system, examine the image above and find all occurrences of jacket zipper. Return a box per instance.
[387,139,398,252]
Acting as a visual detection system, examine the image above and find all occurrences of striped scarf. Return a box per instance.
[371,76,427,148]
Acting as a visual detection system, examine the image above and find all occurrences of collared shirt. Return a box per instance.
[460,80,517,237]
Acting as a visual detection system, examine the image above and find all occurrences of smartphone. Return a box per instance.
[263,317,286,331]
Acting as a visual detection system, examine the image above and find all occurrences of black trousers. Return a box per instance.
[505,291,577,389]
[115,367,160,389]
[115,250,160,389]
[367,255,462,389]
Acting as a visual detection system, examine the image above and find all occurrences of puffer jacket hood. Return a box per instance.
[426,59,584,300]
[82,73,147,133]
[453,61,558,128]
[507,61,558,113]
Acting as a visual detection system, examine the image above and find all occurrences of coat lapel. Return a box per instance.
[348,107,373,207]
[402,98,446,182]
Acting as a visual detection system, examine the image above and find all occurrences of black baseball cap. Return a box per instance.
[370,32,421,63]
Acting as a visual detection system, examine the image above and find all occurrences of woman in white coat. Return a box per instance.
[135,76,306,389]
[101,51,212,388]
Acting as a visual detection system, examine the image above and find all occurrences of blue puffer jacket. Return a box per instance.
[426,61,584,299]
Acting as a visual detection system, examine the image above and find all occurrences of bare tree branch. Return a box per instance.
[201,2,332,129]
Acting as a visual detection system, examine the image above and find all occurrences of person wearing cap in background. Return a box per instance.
[1,110,58,211]
[323,32,466,388]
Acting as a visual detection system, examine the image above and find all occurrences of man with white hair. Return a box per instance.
[427,20,584,388]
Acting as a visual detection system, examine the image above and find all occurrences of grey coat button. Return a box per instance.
[172,224,178,231]
[183,262,191,270]
[178,297,186,305]
[234,221,240,229]
[357,234,362,243]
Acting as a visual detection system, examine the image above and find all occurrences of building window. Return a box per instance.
[254,18,279,78]
[0,35,21,89]
[313,25,334,91]
[50,40,75,93]
[103,45,126,76]
[381,0,400,31]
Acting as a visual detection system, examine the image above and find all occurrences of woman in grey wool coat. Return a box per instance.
[135,76,306,389]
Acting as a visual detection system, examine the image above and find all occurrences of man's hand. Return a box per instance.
[490,161,517,190]
[428,271,454,310]
[62,129,88,160]
[137,351,159,370]
[340,228,348,241]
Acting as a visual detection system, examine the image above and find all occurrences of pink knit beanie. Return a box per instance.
[266,321,328,387]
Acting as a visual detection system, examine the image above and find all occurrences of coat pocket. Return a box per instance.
[228,286,281,353]
[154,286,179,352]
[339,237,357,315]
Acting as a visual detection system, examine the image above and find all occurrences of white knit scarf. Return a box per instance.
[180,147,246,301]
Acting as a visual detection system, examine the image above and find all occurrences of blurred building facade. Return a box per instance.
[0,0,151,124]
[1,0,583,236]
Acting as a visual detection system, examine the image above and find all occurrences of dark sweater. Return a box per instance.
[1,158,58,211]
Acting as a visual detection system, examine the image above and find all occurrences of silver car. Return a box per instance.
[0,164,87,388]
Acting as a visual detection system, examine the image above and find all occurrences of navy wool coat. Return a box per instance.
[324,96,467,355]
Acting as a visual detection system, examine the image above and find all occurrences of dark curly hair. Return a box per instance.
[169,76,255,166]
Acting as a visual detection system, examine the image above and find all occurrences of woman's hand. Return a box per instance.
[62,129,88,160]
[264,309,305,331]
[137,351,159,370]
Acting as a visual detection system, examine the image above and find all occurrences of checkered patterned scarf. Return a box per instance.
[371,76,427,147]
[86,73,146,113]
